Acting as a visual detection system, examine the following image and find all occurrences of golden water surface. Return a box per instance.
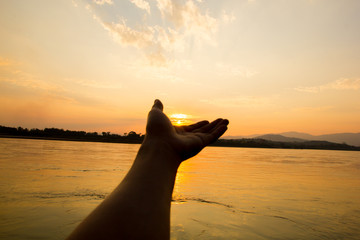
[0,138,359,239]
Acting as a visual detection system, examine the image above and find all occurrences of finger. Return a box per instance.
[204,124,228,145]
[152,99,163,111]
[174,125,184,133]
[209,120,228,137]
[182,120,209,132]
[194,118,223,133]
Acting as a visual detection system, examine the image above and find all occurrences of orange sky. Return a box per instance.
[0,0,359,136]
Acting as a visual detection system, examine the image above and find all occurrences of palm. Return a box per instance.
[146,100,229,161]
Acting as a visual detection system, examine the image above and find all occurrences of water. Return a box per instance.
[0,138,359,239]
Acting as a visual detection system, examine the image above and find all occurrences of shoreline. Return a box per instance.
[1,135,359,152]
[0,135,142,144]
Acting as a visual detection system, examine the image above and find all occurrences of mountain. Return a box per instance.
[279,131,316,140]
[214,138,360,151]
[255,134,306,143]
[222,134,261,139]
[280,132,360,147]
[223,132,360,146]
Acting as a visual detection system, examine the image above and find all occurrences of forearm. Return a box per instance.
[67,99,228,240]
[67,139,181,240]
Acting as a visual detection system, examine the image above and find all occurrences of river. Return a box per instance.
[0,138,359,239]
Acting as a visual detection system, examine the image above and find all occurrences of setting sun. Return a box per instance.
[170,114,192,126]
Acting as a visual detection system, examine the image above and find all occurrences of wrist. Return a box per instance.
[137,137,181,170]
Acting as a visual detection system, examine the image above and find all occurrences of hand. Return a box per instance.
[66,99,228,240]
[145,99,229,161]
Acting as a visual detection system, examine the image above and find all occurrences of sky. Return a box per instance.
[0,0,359,136]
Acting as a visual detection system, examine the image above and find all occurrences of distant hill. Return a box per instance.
[280,132,360,147]
[255,134,306,143]
[279,132,315,140]
[213,138,360,151]
[222,134,261,139]
[223,132,360,147]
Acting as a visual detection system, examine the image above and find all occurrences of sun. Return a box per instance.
[170,113,191,126]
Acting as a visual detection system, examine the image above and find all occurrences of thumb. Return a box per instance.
[152,99,163,111]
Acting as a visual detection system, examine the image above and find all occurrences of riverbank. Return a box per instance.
[0,135,142,144]
[1,135,359,151]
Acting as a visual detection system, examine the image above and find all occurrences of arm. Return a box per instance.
[66,99,229,240]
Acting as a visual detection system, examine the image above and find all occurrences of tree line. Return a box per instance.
[0,125,144,143]
[1,125,359,151]
[213,138,360,151]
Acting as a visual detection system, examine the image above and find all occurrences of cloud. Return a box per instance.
[295,78,360,93]
[72,0,78,7]
[0,62,85,106]
[0,57,14,66]
[201,96,274,109]
[65,78,122,89]
[0,57,78,106]
[99,19,170,66]
[93,0,113,5]
[0,58,122,122]
[87,0,223,66]
[294,86,319,93]
[0,67,80,107]
[216,62,257,78]
[0,69,64,92]
[0,69,121,111]
[294,105,334,113]
[329,78,360,90]
[222,11,236,24]
[129,61,185,83]
[130,0,150,14]
[102,19,154,48]
[156,0,218,36]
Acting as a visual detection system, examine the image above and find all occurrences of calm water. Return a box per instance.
[0,138,359,240]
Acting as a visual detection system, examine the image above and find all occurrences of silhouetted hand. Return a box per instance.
[66,99,229,240]
[145,99,229,161]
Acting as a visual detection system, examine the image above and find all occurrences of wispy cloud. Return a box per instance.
[0,66,77,105]
[0,70,64,92]
[98,18,170,66]
[130,0,150,14]
[295,78,360,93]
[201,96,274,109]
[294,86,319,93]
[86,0,224,66]
[294,105,334,113]
[72,0,78,7]
[0,63,118,108]
[156,0,218,37]
[65,78,122,89]
[93,0,113,5]
[0,57,66,95]
[329,78,360,90]
[0,57,15,66]
[216,62,257,78]
[102,19,154,48]
[222,10,236,24]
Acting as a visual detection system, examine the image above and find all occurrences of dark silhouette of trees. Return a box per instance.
[0,125,144,144]
[1,125,359,151]
[212,138,360,151]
